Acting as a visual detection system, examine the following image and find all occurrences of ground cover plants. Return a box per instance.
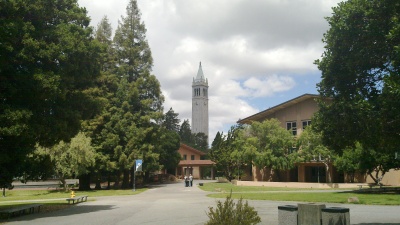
[206,193,261,225]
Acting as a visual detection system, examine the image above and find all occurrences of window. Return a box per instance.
[302,120,311,130]
[191,155,195,160]
[286,121,297,136]
[183,154,187,160]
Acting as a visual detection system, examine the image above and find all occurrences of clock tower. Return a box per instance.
[192,62,209,143]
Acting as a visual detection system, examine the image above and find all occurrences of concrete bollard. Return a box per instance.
[278,205,298,225]
[321,207,350,225]
[298,203,326,225]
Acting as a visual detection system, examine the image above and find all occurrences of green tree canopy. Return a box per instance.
[314,0,400,173]
[35,132,96,190]
[241,119,295,181]
[163,107,181,133]
[179,119,194,145]
[297,126,335,182]
[0,0,102,189]
[209,126,245,181]
[82,0,164,188]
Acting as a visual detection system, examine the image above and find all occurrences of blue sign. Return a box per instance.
[135,159,143,172]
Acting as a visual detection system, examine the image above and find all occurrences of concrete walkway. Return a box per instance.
[3,180,400,225]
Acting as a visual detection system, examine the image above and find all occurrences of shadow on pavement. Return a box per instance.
[3,205,114,223]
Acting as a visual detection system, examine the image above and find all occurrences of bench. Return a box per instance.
[0,204,43,219]
[66,195,88,204]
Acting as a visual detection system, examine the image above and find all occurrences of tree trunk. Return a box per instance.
[121,169,130,189]
[107,173,111,189]
[94,171,102,190]
[78,173,91,190]
[324,162,332,183]
[59,177,67,190]
[113,171,120,188]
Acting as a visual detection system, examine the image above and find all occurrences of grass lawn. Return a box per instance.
[200,182,400,205]
[0,188,147,202]
[0,188,148,216]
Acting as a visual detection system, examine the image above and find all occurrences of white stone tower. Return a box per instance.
[192,62,209,142]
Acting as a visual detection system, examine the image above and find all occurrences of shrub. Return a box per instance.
[206,193,261,225]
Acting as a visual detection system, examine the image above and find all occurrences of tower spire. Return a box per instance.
[196,61,204,81]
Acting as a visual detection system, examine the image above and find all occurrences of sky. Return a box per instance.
[78,0,343,143]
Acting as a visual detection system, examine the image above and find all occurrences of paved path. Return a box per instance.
[3,180,400,225]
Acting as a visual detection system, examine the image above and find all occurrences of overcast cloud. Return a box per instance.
[78,0,342,143]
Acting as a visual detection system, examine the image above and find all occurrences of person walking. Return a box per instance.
[184,175,189,187]
[189,174,193,187]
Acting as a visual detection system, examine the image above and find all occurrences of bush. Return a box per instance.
[206,193,261,225]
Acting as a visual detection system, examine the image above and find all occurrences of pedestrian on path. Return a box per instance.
[189,174,193,187]
[184,175,189,187]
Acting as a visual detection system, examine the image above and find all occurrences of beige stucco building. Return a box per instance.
[238,93,400,185]
[175,143,214,179]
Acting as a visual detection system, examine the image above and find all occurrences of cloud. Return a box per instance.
[244,75,296,97]
[78,0,342,144]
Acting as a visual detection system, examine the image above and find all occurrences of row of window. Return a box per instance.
[286,120,311,136]
[193,88,208,97]
[182,154,195,160]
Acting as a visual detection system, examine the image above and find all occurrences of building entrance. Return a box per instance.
[305,166,326,183]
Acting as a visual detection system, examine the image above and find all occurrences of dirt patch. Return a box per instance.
[40,204,72,213]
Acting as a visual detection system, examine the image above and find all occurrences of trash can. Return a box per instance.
[321,207,350,225]
[278,205,298,225]
[298,203,326,225]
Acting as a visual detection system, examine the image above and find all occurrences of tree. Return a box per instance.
[179,120,194,145]
[193,132,209,152]
[163,108,181,132]
[241,119,295,181]
[113,0,153,82]
[209,125,245,181]
[314,0,400,179]
[35,132,96,190]
[78,15,118,190]
[0,0,102,190]
[335,142,396,184]
[178,119,208,151]
[333,143,365,183]
[153,127,181,174]
[84,0,164,188]
[297,126,335,183]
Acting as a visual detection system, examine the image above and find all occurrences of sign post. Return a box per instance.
[133,159,142,191]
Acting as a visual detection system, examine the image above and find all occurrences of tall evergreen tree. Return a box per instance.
[87,0,164,188]
[163,108,181,132]
[81,16,117,189]
[209,126,245,181]
[179,120,194,145]
[113,0,153,82]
